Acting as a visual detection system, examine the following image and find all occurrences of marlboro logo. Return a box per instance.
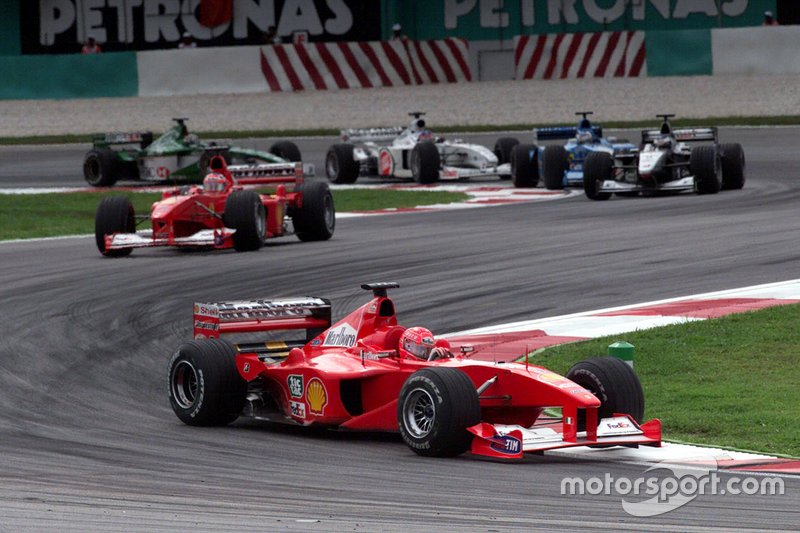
[322,323,357,347]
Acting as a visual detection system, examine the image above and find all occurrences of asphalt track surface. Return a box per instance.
[1,129,798,531]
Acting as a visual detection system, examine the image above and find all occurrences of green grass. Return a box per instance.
[0,189,468,241]
[531,304,800,457]
[5,115,800,145]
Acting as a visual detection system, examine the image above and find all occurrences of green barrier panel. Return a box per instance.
[646,29,712,77]
[0,52,138,100]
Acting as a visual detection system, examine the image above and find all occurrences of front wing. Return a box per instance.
[597,176,695,194]
[469,414,661,460]
[104,228,235,251]
[440,163,511,180]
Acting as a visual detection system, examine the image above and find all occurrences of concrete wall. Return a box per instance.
[712,26,800,75]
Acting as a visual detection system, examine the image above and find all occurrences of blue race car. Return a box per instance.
[510,112,636,189]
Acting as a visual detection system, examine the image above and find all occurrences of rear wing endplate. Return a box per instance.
[536,125,603,141]
[194,298,331,340]
[341,127,405,143]
[642,127,717,144]
[227,162,303,185]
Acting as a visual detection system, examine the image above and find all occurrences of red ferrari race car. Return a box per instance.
[95,154,334,257]
[168,283,661,460]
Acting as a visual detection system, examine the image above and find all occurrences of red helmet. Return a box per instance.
[203,172,228,192]
[400,327,435,359]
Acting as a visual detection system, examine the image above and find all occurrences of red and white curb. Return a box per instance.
[445,279,800,474]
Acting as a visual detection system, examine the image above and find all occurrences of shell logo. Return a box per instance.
[306,378,328,416]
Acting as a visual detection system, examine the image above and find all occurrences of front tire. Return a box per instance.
[269,140,302,162]
[566,356,644,430]
[223,190,266,251]
[325,144,359,184]
[410,141,440,184]
[583,151,613,201]
[691,145,722,195]
[95,196,135,257]
[542,145,569,190]
[511,144,539,188]
[397,368,480,457]
[292,181,335,241]
[720,142,745,190]
[84,148,120,187]
[168,339,247,426]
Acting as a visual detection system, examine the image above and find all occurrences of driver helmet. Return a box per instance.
[203,172,228,192]
[400,327,435,359]
[418,129,434,141]
[654,134,672,149]
[576,129,593,144]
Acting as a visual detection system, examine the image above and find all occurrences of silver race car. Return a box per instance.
[325,112,516,184]
[583,114,745,200]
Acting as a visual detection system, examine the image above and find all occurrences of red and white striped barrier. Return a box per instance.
[259,38,472,92]
[514,31,646,80]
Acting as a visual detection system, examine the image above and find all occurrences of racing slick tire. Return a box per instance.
[269,140,302,162]
[410,141,441,184]
[325,144,359,184]
[223,190,266,252]
[511,144,539,188]
[168,338,247,426]
[566,356,645,431]
[691,145,722,195]
[94,195,135,257]
[292,180,335,241]
[720,142,746,190]
[84,148,120,187]
[583,151,613,201]
[397,367,480,457]
[493,137,520,179]
[542,145,570,190]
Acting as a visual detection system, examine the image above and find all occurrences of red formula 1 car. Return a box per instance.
[95,154,334,257]
[168,283,661,459]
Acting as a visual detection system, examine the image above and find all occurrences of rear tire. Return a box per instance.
[168,339,247,426]
[511,144,539,188]
[493,137,519,166]
[566,356,644,430]
[293,181,335,241]
[410,142,441,184]
[269,141,302,162]
[84,148,120,187]
[542,145,569,190]
[223,190,266,251]
[583,151,613,201]
[95,196,135,257]
[691,145,721,195]
[325,144,359,184]
[720,142,745,190]
[398,368,480,457]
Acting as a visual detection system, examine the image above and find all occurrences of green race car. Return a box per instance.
[83,118,305,187]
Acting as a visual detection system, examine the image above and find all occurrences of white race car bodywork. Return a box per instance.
[343,122,510,181]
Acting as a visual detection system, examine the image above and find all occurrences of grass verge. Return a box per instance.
[4,115,800,145]
[532,304,800,457]
[0,188,469,241]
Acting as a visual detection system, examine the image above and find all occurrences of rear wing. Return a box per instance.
[227,162,303,185]
[536,125,603,141]
[193,298,331,340]
[642,127,717,144]
[341,127,405,143]
[92,131,154,149]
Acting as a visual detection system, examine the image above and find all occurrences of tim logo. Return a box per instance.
[490,435,521,455]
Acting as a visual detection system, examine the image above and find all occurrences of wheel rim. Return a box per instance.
[402,387,435,438]
[323,194,334,230]
[85,157,100,183]
[410,151,420,177]
[171,360,199,409]
[326,153,338,179]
